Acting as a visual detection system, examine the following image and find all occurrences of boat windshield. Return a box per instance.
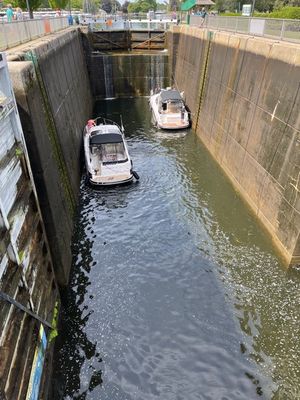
[161,100,184,114]
[91,143,127,164]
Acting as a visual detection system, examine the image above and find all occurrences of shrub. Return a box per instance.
[254,6,300,19]
[220,12,242,16]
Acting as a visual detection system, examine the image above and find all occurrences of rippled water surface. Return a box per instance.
[52,98,300,400]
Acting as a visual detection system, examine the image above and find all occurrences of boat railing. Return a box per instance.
[93,116,124,132]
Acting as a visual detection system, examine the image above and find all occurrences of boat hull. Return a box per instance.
[83,119,137,187]
[149,92,190,131]
[87,173,134,186]
[156,120,190,130]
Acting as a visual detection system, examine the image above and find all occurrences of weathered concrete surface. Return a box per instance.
[0,53,58,400]
[86,30,165,51]
[7,28,93,285]
[86,51,170,98]
[169,25,300,266]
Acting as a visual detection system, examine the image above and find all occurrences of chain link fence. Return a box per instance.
[190,15,300,43]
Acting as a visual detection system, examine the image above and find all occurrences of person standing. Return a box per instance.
[16,7,23,20]
[6,4,14,22]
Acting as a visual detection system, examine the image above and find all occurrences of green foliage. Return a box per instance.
[220,11,241,15]
[49,301,59,343]
[100,0,111,12]
[83,0,98,13]
[214,0,225,12]
[215,0,300,13]
[16,0,42,11]
[214,0,244,12]
[254,0,274,12]
[255,6,300,17]
[48,0,69,9]
[269,5,300,17]
[18,250,25,262]
[2,0,18,6]
[40,0,50,7]
[169,0,178,11]
[71,0,82,9]
[274,0,300,9]
[15,147,23,157]
[99,0,120,12]
[121,0,129,13]
[128,0,157,13]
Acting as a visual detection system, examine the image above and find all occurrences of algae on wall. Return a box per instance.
[9,28,93,286]
[88,53,170,99]
[169,25,300,266]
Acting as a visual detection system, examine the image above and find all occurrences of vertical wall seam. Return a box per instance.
[194,31,213,132]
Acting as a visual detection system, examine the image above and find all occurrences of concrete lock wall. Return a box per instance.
[168,25,300,266]
[0,52,59,400]
[87,52,170,99]
[7,28,93,286]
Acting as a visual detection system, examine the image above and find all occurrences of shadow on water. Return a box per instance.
[51,98,300,400]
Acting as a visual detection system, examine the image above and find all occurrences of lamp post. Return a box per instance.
[25,0,32,19]
[251,0,256,16]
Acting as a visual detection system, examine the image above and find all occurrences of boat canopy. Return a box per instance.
[90,133,123,145]
[160,90,182,103]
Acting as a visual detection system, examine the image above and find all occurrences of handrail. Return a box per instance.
[0,16,69,51]
[190,15,300,43]
[93,116,123,131]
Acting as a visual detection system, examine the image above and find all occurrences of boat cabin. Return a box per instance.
[158,90,184,114]
[90,132,127,164]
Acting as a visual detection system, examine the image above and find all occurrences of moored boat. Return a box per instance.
[149,88,190,130]
[83,117,139,186]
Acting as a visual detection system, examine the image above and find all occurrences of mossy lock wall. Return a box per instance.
[168,25,300,265]
[2,23,300,400]
[8,28,93,287]
[8,25,300,287]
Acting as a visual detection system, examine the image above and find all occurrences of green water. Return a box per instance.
[52,98,300,399]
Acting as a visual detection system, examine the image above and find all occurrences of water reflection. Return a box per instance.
[167,131,300,399]
[52,192,103,399]
[52,98,300,400]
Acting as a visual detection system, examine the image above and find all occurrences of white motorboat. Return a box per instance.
[83,117,139,186]
[149,88,190,130]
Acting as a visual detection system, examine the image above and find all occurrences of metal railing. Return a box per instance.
[0,16,69,51]
[190,15,300,43]
[87,18,178,32]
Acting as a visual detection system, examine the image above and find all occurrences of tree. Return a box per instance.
[274,0,300,8]
[16,0,42,18]
[83,0,98,13]
[128,2,138,12]
[214,0,225,12]
[157,2,167,10]
[48,0,69,9]
[128,0,157,13]
[71,0,82,9]
[40,0,50,7]
[254,0,274,12]
[121,0,130,13]
[112,0,121,12]
[169,0,177,11]
[100,0,112,13]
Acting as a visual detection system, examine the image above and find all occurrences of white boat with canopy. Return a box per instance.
[149,88,190,130]
[83,117,139,186]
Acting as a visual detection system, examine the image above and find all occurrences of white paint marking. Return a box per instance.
[271,100,280,121]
